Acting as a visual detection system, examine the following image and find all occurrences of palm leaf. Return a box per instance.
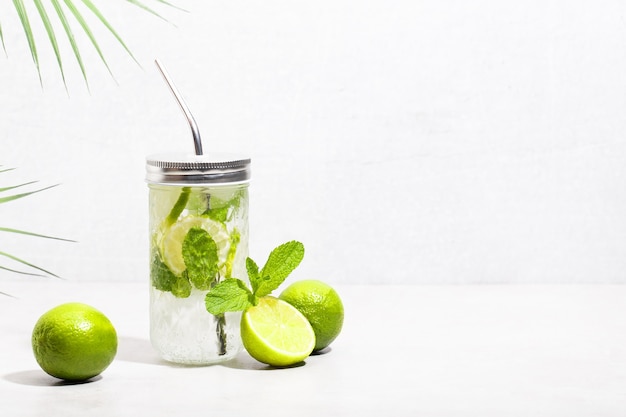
[0,184,58,205]
[0,21,7,56]
[0,227,75,242]
[138,0,187,12]
[0,180,38,193]
[11,0,42,85]
[33,0,66,88]
[5,0,180,87]
[0,264,45,277]
[50,0,89,88]
[124,0,171,22]
[62,0,115,79]
[0,171,69,286]
[79,0,140,66]
[0,250,61,278]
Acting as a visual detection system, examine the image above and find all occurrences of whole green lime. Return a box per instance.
[279,280,344,352]
[31,302,118,381]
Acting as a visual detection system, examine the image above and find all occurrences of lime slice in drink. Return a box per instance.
[241,297,315,367]
[159,215,230,276]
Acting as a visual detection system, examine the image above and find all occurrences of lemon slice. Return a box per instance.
[159,215,230,276]
[241,297,315,367]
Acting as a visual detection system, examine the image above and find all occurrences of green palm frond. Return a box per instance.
[50,0,88,86]
[80,0,141,67]
[0,183,58,204]
[121,0,170,23]
[0,21,7,56]
[0,250,61,278]
[3,0,181,88]
[34,0,66,86]
[0,181,38,193]
[0,167,71,280]
[62,0,116,80]
[0,226,74,242]
[12,0,41,84]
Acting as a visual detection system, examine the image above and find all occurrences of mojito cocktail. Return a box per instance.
[146,154,250,364]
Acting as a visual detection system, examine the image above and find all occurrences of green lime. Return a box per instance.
[279,280,344,351]
[241,297,315,367]
[31,302,118,381]
[159,215,230,276]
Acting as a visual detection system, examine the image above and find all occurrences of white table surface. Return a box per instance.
[1,281,625,416]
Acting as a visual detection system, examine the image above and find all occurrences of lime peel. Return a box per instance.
[279,280,344,351]
[31,302,118,381]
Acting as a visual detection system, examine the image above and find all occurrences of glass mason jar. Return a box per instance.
[146,153,250,365]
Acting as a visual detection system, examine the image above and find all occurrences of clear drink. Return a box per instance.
[146,154,250,365]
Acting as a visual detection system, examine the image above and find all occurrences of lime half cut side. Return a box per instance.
[159,215,230,276]
[241,297,315,367]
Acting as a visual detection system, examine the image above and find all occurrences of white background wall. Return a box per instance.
[1,0,626,284]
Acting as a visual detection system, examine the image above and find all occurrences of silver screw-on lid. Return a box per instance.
[146,153,251,185]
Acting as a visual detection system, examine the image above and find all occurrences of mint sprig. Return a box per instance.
[205,241,305,315]
[205,278,257,312]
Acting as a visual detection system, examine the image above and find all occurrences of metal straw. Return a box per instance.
[155,59,204,156]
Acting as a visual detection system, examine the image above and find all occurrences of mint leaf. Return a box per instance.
[171,274,192,298]
[206,206,229,223]
[205,278,255,315]
[182,227,219,290]
[150,250,177,292]
[203,241,306,316]
[246,257,261,293]
[256,241,304,297]
[150,249,191,298]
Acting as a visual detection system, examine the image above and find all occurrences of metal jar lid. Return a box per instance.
[146,153,251,185]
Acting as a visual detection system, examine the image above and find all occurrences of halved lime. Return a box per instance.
[241,296,315,367]
[159,215,230,276]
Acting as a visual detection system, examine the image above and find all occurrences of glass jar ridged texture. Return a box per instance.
[146,153,250,365]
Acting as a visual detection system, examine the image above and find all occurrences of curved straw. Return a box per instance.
[154,59,204,156]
